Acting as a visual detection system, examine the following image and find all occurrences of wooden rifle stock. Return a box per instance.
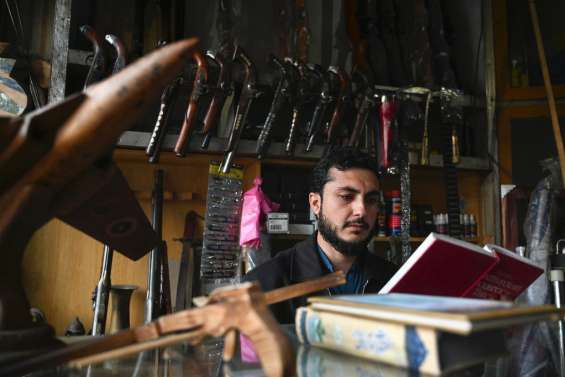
[80,25,107,88]
[348,88,374,148]
[104,34,127,74]
[305,64,330,152]
[1,272,345,377]
[220,46,258,173]
[201,50,229,149]
[283,59,310,156]
[0,38,199,369]
[326,66,349,144]
[174,50,209,157]
[256,55,292,159]
[145,77,182,163]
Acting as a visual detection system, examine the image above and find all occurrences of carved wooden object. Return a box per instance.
[0,38,199,366]
[1,272,345,377]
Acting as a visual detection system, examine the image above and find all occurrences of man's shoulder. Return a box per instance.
[243,238,312,284]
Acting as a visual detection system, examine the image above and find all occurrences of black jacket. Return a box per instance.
[242,235,398,324]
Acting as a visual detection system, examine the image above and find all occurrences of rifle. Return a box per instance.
[256,55,293,159]
[219,46,258,174]
[91,245,113,335]
[303,64,330,153]
[283,59,312,156]
[145,169,168,322]
[174,50,209,157]
[145,77,182,163]
[347,87,375,148]
[325,66,349,145]
[201,50,230,149]
[174,211,200,312]
[104,34,127,74]
[80,25,107,88]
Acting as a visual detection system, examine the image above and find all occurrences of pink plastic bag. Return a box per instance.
[239,177,279,248]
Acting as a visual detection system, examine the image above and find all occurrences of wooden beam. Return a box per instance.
[48,0,71,103]
[529,0,565,188]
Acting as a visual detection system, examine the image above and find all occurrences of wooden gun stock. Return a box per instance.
[104,34,127,74]
[201,50,229,149]
[146,77,182,163]
[80,25,107,88]
[326,66,349,144]
[174,50,209,157]
[220,46,258,173]
[2,271,345,377]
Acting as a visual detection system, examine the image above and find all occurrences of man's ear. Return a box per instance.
[309,192,321,217]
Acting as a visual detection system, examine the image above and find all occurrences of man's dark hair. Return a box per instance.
[309,146,380,194]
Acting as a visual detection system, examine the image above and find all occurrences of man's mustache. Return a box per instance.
[342,220,369,229]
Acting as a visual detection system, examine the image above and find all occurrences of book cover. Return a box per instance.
[295,306,507,375]
[379,233,543,300]
[307,293,561,334]
[464,244,544,300]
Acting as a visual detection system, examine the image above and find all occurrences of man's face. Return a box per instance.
[309,167,380,254]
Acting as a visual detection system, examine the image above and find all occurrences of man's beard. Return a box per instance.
[317,210,372,257]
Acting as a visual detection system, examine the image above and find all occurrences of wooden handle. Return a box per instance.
[264,271,346,304]
[193,271,346,307]
[4,271,345,375]
[529,0,565,188]
[69,331,202,368]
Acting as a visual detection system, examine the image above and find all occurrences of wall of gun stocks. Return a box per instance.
[0,0,491,335]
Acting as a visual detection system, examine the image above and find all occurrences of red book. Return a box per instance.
[379,233,544,300]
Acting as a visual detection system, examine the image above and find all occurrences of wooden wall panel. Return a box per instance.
[22,149,260,335]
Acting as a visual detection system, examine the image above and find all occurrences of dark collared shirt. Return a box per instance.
[317,245,364,295]
[243,234,398,323]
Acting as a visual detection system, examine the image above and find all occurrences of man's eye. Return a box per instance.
[366,197,379,205]
[338,194,353,201]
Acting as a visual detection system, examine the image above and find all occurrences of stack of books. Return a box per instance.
[295,233,561,375]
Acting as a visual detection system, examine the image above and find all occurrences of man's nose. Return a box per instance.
[351,197,367,217]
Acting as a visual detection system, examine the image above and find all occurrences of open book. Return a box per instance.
[379,233,544,300]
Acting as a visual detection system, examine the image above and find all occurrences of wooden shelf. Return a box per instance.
[117,131,491,171]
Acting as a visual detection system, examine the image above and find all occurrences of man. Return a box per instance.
[243,147,398,323]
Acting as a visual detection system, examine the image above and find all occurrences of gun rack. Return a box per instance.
[118,131,491,171]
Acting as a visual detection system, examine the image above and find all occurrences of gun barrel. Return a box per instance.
[91,245,114,335]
